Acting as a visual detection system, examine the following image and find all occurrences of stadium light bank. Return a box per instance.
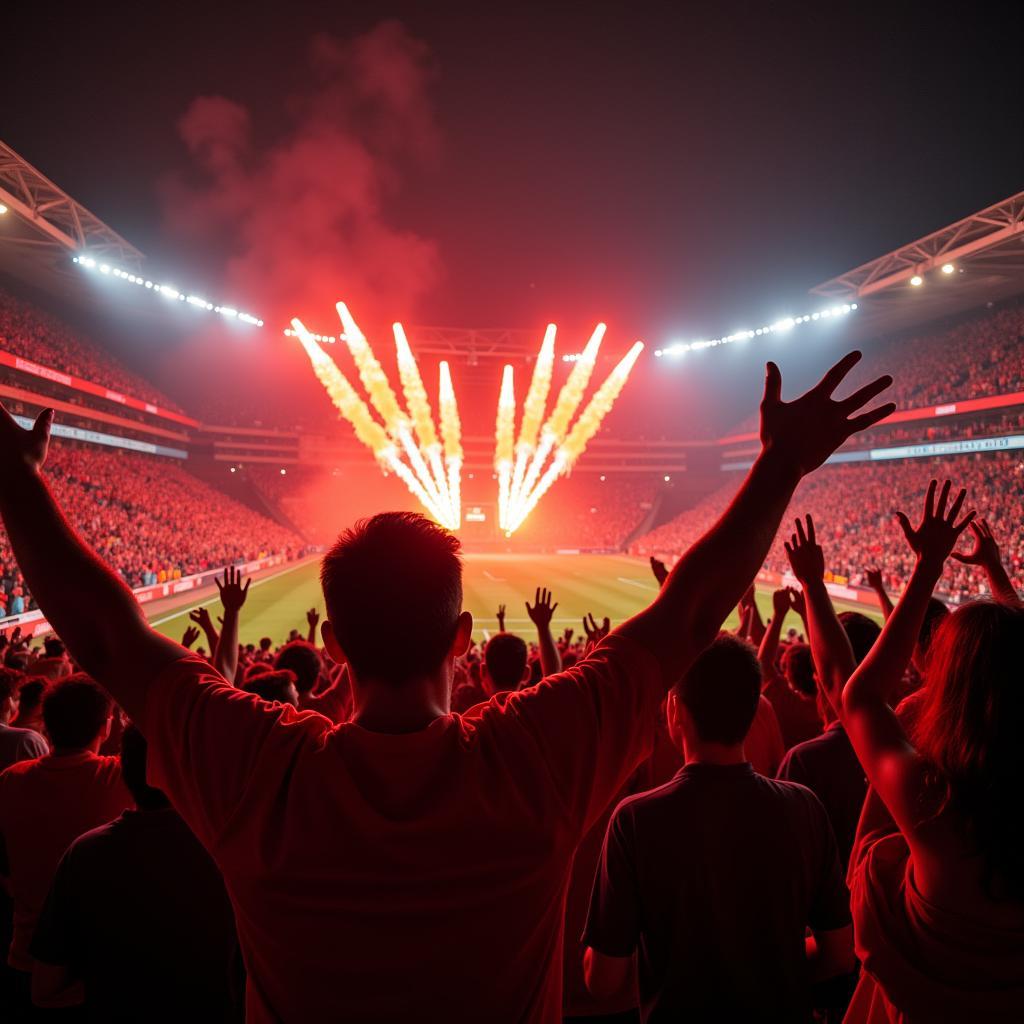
[72,256,264,327]
[654,302,857,359]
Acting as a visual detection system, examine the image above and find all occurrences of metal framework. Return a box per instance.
[813,190,1024,299]
[401,326,542,363]
[0,140,143,270]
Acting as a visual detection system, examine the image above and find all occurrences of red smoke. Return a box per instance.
[161,20,442,331]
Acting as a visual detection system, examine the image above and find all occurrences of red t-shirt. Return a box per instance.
[0,751,131,969]
[140,635,663,1023]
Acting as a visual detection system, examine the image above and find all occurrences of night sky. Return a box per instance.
[3,2,1022,432]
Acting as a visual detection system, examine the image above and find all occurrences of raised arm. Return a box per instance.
[785,515,856,716]
[950,517,1022,607]
[306,607,320,644]
[864,568,895,620]
[525,587,562,678]
[0,407,186,721]
[213,567,250,683]
[757,588,791,685]
[615,353,894,685]
[189,605,219,655]
[841,480,974,837]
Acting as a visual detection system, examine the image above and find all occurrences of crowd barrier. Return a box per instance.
[0,553,291,641]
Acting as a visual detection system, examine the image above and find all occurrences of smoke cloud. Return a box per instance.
[161,20,442,329]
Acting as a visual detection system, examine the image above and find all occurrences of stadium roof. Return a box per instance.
[812,189,1024,341]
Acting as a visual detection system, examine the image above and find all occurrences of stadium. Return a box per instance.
[0,9,1022,1023]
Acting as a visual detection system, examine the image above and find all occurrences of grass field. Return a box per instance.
[150,553,881,647]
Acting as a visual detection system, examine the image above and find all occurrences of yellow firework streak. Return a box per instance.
[335,302,407,434]
[439,361,463,528]
[509,323,556,508]
[516,323,606,512]
[495,364,517,531]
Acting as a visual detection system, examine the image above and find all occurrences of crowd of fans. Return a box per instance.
[639,450,1024,602]
[0,347,1021,1023]
[0,289,183,414]
[0,442,302,613]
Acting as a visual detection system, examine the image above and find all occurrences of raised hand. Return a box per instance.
[181,625,201,649]
[784,514,825,583]
[650,556,668,587]
[760,352,894,476]
[562,627,574,645]
[865,568,884,591]
[895,479,975,566]
[788,586,806,619]
[525,587,558,627]
[0,406,53,475]
[496,604,506,632]
[950,517,1000,567]
[583,613,610,645]
[190,606,214,632]
[216,566,251,613]
[771,587,790,620]
[307,607,320,628]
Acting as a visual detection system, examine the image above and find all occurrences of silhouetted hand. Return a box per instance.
[562,627,574,645]
[771,587,790,619]
[650,556,668,587]
[950,517,1000,568]
[760,353,894,476]
[788,587,806,619]
[496,604,506,632]
[583,613,610,645]
[181,625,201,649]
[307,607,320,629]
[865,568,884,591]
[784,514,825,583]
[189,606,214,632]
[525,587,558,627]
[895,479,975,566]
[0,406,53,475]
[216,566,251,613]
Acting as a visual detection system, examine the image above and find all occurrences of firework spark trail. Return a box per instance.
[515,323,606,514]
[291,319,392,457]
[335,302,407,434]
[393,322,452,518]
[335,303,446,516]
[495,364,517,531]
[508,340,645,534]
[292,315,453,528]
[439,361,463,528]
[559,341,645,464]
[509,323,556,508]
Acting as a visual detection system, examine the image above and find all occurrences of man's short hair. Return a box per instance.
[673,633,761,746]
[485,634,529,691]
[274,640,322,694]
[321,512,463,684]
[242,669,299,706]
[42,674,112,749]
[14,677,46,715]
[0,667,23,703]
[838,612,882,666]
[259,637,273,652]
[245,662,275,681]
[43,637,66,658]
[781,642,816,698]
[120,724,170,810]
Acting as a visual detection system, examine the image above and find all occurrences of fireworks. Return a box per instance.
[501,325,643,535]
[293,305,642,535]
[291,309,460,529]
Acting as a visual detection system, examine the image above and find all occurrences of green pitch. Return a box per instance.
[150,553,880,648]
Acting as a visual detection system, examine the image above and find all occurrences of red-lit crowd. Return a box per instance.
[0,348,1021,1023]
[0,289,183,413]
[0,443,302,613]
[640,450,1024,602]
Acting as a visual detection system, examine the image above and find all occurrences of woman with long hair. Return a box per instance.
[837,479,1024,1021]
